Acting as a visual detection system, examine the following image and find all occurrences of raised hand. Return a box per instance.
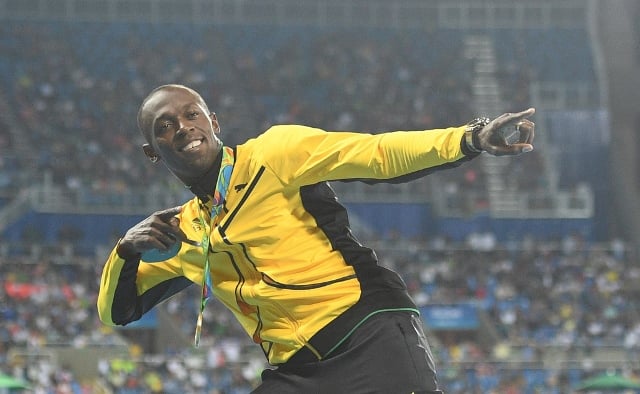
[476,108,536,156]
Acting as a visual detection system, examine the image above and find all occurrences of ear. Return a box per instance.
[210,112,220,135]
[142,144,161,163]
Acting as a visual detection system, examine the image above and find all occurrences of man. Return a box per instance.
[97,84,535,393]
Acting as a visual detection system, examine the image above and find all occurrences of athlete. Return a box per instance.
[97,84,535,393]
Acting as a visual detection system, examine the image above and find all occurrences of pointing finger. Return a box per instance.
[492,108,536,130]
[154,206,183,221]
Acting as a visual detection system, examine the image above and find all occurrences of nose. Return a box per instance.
[176,120,194,136]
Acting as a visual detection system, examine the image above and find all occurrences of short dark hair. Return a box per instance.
[137,84,210,140]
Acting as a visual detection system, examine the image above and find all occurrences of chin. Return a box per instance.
[191,160,214,176]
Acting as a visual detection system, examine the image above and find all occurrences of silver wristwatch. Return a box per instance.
[464,117,491,153]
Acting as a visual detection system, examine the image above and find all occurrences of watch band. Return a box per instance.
[464,117,491,153]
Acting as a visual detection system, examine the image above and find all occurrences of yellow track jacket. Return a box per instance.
[97,124,476,364]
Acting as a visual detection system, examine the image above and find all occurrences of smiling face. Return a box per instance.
[138,85,222,185]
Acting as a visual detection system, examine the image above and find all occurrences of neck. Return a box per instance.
[185,150,224,203]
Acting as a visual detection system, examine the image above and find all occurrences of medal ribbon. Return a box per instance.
[194,146,235,347]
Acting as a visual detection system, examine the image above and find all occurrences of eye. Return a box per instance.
[155,120,173,135]
[187,110,199,120]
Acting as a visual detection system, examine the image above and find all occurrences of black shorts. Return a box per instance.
[252,311,444,394]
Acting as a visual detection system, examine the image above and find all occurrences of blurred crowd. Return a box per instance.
[0,21,550,211]
[0,19,612,394]
[2,234,639,393]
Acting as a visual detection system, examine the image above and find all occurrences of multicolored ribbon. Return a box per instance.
[210,146,235,219]
[195,146,235,347]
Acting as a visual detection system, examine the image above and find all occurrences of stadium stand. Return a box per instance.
[1,0,637,392]
[3,237,639,392]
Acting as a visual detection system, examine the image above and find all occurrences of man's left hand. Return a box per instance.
[477,107,535,156]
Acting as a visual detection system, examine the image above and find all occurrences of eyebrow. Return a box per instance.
[151,103,200,128]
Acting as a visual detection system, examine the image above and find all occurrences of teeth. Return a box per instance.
[182,140,202,151]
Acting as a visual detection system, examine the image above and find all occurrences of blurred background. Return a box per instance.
[1,0,640,392]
